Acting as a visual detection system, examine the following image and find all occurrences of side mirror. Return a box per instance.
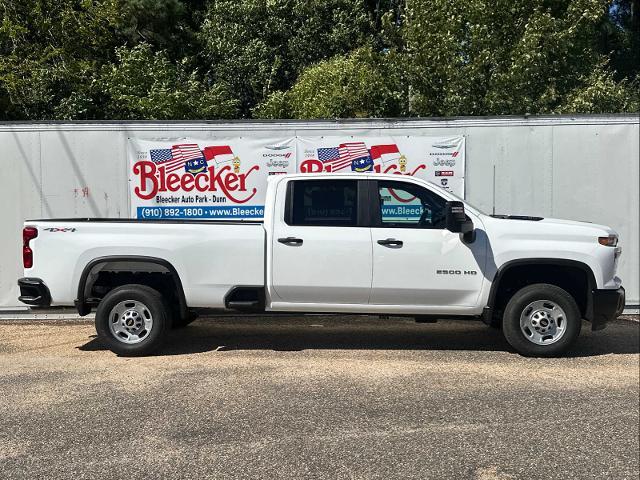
[445,201,474,234]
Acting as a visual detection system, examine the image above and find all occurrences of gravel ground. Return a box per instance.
[0,316,638,480]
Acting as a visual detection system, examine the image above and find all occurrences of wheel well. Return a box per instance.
[76,257,187,319]
[490,262,593,326]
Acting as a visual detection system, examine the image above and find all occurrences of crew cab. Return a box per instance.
[18,173,625,356]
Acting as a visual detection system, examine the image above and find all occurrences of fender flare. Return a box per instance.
[75,255,188,318]
[486,258,598,320]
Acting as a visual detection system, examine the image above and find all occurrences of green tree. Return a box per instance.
[0,0,637,120]
[113,0,205,59]
[557,66,639,113]
[199,0,377,117]
[0,0,123,119]
[100,43,237,119]
[599,0,639,81]
[403,0,638,116]
[255,47,407,118]
[0,0,207,119]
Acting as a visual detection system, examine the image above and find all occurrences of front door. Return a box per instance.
[270,179,372,306]
[370,179,486,307]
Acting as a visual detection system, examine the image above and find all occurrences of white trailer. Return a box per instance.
[1,115,638,310]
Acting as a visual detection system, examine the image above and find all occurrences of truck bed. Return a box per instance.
[24,219,266,308]
[26,218,264,225]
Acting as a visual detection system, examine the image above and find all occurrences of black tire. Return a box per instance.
[502,283,582,357]
[171,311,198,329]
[95,284,171,356]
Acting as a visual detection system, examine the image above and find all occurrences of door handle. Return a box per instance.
[377,238,403,247]
[278,237,303,246]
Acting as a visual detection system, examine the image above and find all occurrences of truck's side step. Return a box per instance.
[227,300,261,309]
[224,286,264,312]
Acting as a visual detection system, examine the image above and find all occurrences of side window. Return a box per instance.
[287,180,358,226]
[377,180,447,228]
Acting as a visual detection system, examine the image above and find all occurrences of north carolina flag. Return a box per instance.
[370,144,400,164]
[333,142,370,171]
[171,144,207,174]
[159,144,207,173]
[317,143,371,172]
[203,145,235,164]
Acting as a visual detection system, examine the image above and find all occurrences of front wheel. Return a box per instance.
[95,284,171,356]
[502,283,582,357]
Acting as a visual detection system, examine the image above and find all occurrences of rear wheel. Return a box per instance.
[95,284,170,356]
[502,283,581,357]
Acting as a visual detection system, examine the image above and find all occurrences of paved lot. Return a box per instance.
[0,316,638,480]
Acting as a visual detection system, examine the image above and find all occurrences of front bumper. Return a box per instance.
[18,277,51,307]
[589,286,625,331]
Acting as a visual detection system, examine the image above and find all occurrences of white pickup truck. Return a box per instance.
[18,173,625,357]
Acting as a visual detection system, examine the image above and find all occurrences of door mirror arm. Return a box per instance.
[461,228,476,244]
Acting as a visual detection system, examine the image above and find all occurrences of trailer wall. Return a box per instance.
[1,116,638,309]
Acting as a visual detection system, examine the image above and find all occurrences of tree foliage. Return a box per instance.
[255,48,407,118]
[100,43,237,119]
[401,0,639,116]
[199,0,377,116]
[0,0,122,119]
[0,0,637,120]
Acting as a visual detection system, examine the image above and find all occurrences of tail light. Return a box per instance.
[23,227,38,268]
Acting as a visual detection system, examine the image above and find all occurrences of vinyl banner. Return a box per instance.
[128,135,464,219]
[296,136,465,196]
[128,138,296,219]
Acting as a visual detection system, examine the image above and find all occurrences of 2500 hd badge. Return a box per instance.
[437,269,478,275]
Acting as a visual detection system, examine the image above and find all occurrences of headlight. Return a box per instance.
[598,235,618,247]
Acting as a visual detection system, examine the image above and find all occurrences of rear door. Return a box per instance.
[269,178,372,306]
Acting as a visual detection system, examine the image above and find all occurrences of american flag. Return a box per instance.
[317,142,371,172]
[172,144,207,174]
[318,147,340,164]
[150,149,173,164]
[148,144,207,174]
